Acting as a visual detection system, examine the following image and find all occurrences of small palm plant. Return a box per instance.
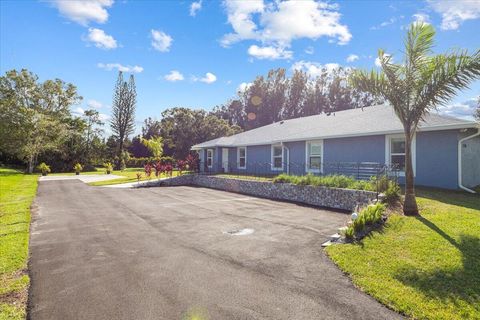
[350,23,480,215]
[103,162,113,174]
[74,163,83,175]
[37,162,51,176]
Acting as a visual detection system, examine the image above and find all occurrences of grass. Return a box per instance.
[326,188,480,319]
[273,173,386,191]
[87,169,181,186]
[0,168,38,320]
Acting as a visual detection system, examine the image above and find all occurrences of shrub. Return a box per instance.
[349,203,386,238]
[37,162,51,175]
[74,163,83,174]
[383,182,401,205]
[103,162,113,174]
[144,163,152,179]
[343,226,355,241]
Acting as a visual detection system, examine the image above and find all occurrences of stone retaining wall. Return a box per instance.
[149,174,377,211]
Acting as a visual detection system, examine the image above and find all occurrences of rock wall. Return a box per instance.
[150,175,377,211]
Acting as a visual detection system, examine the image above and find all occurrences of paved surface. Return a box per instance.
[39,174,122,183]
[29,180,401,320]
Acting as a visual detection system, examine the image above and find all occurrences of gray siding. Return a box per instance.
[415,130,459,189]
[195,128,476,190]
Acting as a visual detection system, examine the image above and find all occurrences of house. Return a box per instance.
[191,104,480,191]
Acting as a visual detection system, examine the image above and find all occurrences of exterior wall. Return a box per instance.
[323,135,385,173]
[195,129,471,190]
[462,133,480,188]
[415,130,459,189]
[284,141,306,175]
[155,174,377,211]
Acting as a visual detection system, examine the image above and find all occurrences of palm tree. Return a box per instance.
[350,23,480,215]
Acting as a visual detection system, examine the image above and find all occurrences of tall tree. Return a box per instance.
[0,69,81,172]
[350,23,480,215]
[110,72,136,169]
[83,109,104,165]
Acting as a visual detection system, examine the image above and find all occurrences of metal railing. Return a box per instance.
[196,160,400,182]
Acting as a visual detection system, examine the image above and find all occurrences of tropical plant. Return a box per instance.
[153,161,164,178]
[176,160,187,175]
[103,162,113,174]
[136,172,142,183]
[37,162,51,176]
[350,23,480,215]
[141,136,163,160]
[185,153,199,172]
[74,163,83,174]
[144,163,152,179]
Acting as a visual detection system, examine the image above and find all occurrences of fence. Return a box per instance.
[197,160,399,182]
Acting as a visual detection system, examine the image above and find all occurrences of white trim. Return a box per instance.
[271,144,284,171]
[458,128,480,193]
[206,149,213,168]
[222,148,229,173]
[305,140,324,173]
[237,147,247,169]
[385,134,416,177]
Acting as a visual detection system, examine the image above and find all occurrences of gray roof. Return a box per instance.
[192,104,478,149]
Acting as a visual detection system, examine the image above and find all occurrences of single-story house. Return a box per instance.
[191,104,480,191]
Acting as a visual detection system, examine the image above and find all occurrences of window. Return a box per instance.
[237,147,246,169]
[306,140,323,173]
[271,145,283,170]
[390,138,406,171]
[385,134,415,176]
[206,149,213,168]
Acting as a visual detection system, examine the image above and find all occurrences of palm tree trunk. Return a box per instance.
[403,131,419,215]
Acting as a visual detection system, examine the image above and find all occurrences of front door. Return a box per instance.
[222,148,229,173]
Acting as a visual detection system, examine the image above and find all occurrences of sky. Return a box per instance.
[1,0,479,129]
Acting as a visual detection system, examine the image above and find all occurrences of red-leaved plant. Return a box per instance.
[176,160,187,175]
[164,164,173,177]
[153,161,164,179]
[144,163,153,180]
[186,153,199,172]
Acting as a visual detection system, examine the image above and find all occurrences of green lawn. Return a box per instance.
[326,188,480,319]
[87,169,181,186]
[0,168,38,320]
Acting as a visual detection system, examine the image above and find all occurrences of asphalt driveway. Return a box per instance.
[28,180,401,320]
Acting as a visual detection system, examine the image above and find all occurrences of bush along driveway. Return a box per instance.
[0,168,38,320]
[326,188,480,319]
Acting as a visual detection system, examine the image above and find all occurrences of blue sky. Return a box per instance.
[1,0,479,128]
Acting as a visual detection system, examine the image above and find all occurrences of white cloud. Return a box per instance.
[375,54,392,67]
[221,0,351,60]
[370,17,397,30]
[87,99,103,109]
[97,63,143,73]
[151,29,172,52]
[292,61,341,78]
[51,0,113,26]
[429,0,480,30]
[190,0,202,16]
[412,13,430,25]
[305,46,314,55]
[164,70,184,82]
[247,45,292,60]
[199,72,217,84]
[85,28,117,49]
[73,106,109,121]
[437,97,479,120]
[346,54,359,63]
[237,82,252,93]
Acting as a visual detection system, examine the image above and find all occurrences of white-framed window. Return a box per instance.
[237,147,247,169]
[385,134,415,176]
[206,149,213,168]
[271,144,283,171]
[306,140,323,173]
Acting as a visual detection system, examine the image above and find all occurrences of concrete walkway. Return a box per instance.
[39,174,123,183]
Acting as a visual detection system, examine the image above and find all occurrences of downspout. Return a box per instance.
[458,127,480,193]
[281,142,290,174]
